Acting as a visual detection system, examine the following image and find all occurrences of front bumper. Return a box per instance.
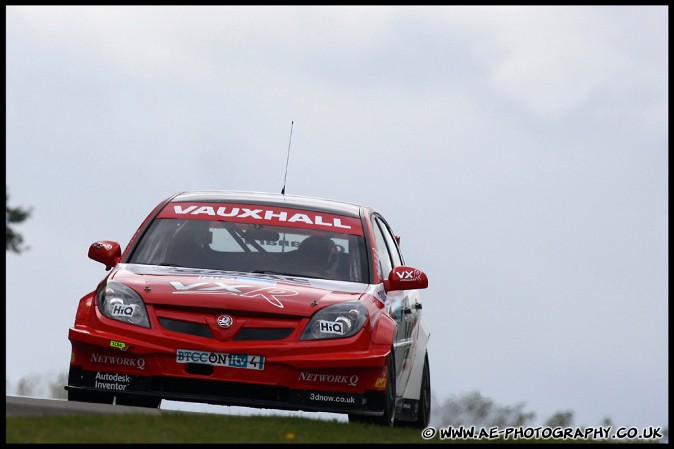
[66,366,387,415]
[67,326,390,415]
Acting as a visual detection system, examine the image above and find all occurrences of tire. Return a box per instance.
[372,350,396,426]
[412,352,431,428]
[116,395,162,408]
[67,388,114,404]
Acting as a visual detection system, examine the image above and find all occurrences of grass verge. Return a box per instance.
[6,413,439,444]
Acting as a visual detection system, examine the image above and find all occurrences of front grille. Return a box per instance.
[159,317,213,338]
[234,328,293,341]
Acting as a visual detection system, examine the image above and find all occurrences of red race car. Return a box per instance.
[66,191,430,427]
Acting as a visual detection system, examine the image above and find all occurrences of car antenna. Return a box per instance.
[281,120,294,196]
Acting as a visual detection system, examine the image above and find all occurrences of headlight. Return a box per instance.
[96,280,150,328]
[300,301,368,340]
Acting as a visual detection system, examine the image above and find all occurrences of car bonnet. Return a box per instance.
[109,264,368,317]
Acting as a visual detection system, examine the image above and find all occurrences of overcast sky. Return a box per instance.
[6,5,668,430]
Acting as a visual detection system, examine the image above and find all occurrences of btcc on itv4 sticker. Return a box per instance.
[176,349,265,370]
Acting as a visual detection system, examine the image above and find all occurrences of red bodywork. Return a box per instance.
[67,191,428,419]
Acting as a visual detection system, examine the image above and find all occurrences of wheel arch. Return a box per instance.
[370,313,396,350]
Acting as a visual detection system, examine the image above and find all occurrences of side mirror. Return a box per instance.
[384,266,429,292]
[88,241,121,271]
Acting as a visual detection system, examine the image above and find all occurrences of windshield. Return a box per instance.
[128,218,369,283]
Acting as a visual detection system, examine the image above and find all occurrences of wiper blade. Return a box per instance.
[250,270,298,277]
[251,270,325,280]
